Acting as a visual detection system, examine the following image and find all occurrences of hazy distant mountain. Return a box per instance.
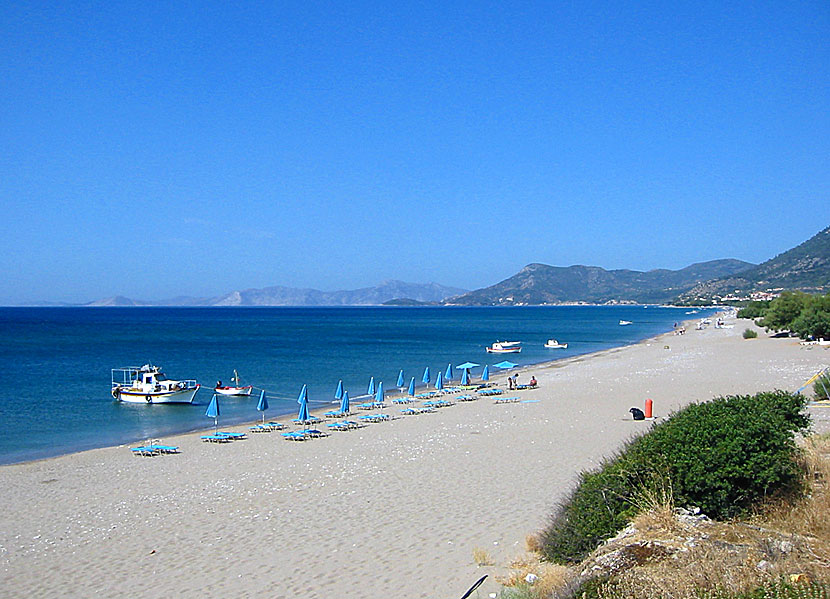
[679,225,830,301]
[443,259,755,306]
[84,280,467,307]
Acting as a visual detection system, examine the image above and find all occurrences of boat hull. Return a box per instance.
[115,386,200,404]
[544,343,568,349]
[486,347,522,353]
[214,386,253,396]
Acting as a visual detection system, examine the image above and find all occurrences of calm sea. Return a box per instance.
[0,305,711,464]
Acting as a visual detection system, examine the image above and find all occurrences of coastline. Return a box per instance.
[1,306,716,467]
[2,312,829,598]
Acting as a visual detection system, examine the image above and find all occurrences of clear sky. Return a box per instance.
[2,1,828,304]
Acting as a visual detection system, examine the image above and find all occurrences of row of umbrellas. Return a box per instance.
[205,360,520,431]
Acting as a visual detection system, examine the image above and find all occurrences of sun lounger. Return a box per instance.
[455,395,475,401]
[249,424,272,433]
[392,398,413,404]
[516,384,538,390]
[494,396,520,404]
[148,444,179,454]
[282,431,307,441]
[324,410,350,418]
[304,429,330,438]
[131,446,156,456]
[326,422,350,431]
[478,389,504,396]
[201,434,232,443]
[217,431,246,440]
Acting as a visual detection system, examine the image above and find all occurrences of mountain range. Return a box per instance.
[441,259,756,306]
[85,280,467,307]
[46,225,830,307]
[678,225,830,301]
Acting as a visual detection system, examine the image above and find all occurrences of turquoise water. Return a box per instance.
[0,305,710,464]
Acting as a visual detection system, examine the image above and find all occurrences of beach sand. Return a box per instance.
[2,314,829,598]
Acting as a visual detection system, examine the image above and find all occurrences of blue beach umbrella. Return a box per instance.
[340,390,350,415]
[407,376,416,396]
[445,363,454,381]
[206,394,220,432]
[422,366,430,385]
[375,381,384,404]
[256,390,269,423]
[481,365,490,381]
[435,370,444,391]
[456,362,480,370]
[461,369,469,385]
[334,379,343,400]
[367,376,375,396]
[396,369,405,388]
[494,360,518,369]
[297,384,310,423]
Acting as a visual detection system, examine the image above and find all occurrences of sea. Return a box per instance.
[0,305,714,465]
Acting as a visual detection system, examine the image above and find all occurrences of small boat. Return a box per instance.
[486,341,522,353]
[111,364,199,404]
[544,339,568,349]
[619,320,633,326]
[214,369,253,396]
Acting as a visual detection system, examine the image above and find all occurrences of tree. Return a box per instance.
[791,293,830,340]
[761,291,811,332]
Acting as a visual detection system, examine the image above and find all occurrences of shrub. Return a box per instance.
[742,328,758,339]
[540,391,810,564]
[814,372,830,401]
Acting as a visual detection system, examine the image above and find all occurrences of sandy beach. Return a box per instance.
[2,313,829,599]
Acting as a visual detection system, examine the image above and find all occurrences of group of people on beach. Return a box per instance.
[507,373,537,390]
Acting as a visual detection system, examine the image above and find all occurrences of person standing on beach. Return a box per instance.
[507,375,514,390]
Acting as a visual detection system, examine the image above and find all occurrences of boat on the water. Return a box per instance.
[619,320,633,325]
[544,339,568,349]
[486,340,522,353]
[111,364,200,404]
[214,369,253,396]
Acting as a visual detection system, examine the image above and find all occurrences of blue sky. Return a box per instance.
[2,1,828,304]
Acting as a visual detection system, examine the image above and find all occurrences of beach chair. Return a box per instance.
[494,396,520,404]
[131,446,156,457]
[149,444,180,454]
[304,429,330,438]
[249,424,271,433]
[201,434,232,443]
[282,431,307,441]
[217,431,247,440]
[264,421,286,430]
[342,420,365,429]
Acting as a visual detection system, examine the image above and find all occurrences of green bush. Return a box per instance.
[814,372,830,401]
[737,301,769,320]
[742,328,758,339]
[540,391,810,564]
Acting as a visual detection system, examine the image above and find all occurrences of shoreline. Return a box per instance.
[2,311,716,467]
[3,312,828,598]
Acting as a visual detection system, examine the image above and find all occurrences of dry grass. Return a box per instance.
[472,547,495,567]
[496,554,571,598]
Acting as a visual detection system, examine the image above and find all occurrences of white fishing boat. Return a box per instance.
[619,320,633,326]
[486,340,522,353]
[544,339,568,349]
[214,369,253,396]
[111,364,200,404]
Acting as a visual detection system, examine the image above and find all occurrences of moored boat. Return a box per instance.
[111,364,200,404]
[486,341,522,353]
[619,320,633,325]
[544,339,568,349]
[214,369,253,396]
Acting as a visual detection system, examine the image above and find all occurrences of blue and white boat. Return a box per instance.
[111,364,200,404]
